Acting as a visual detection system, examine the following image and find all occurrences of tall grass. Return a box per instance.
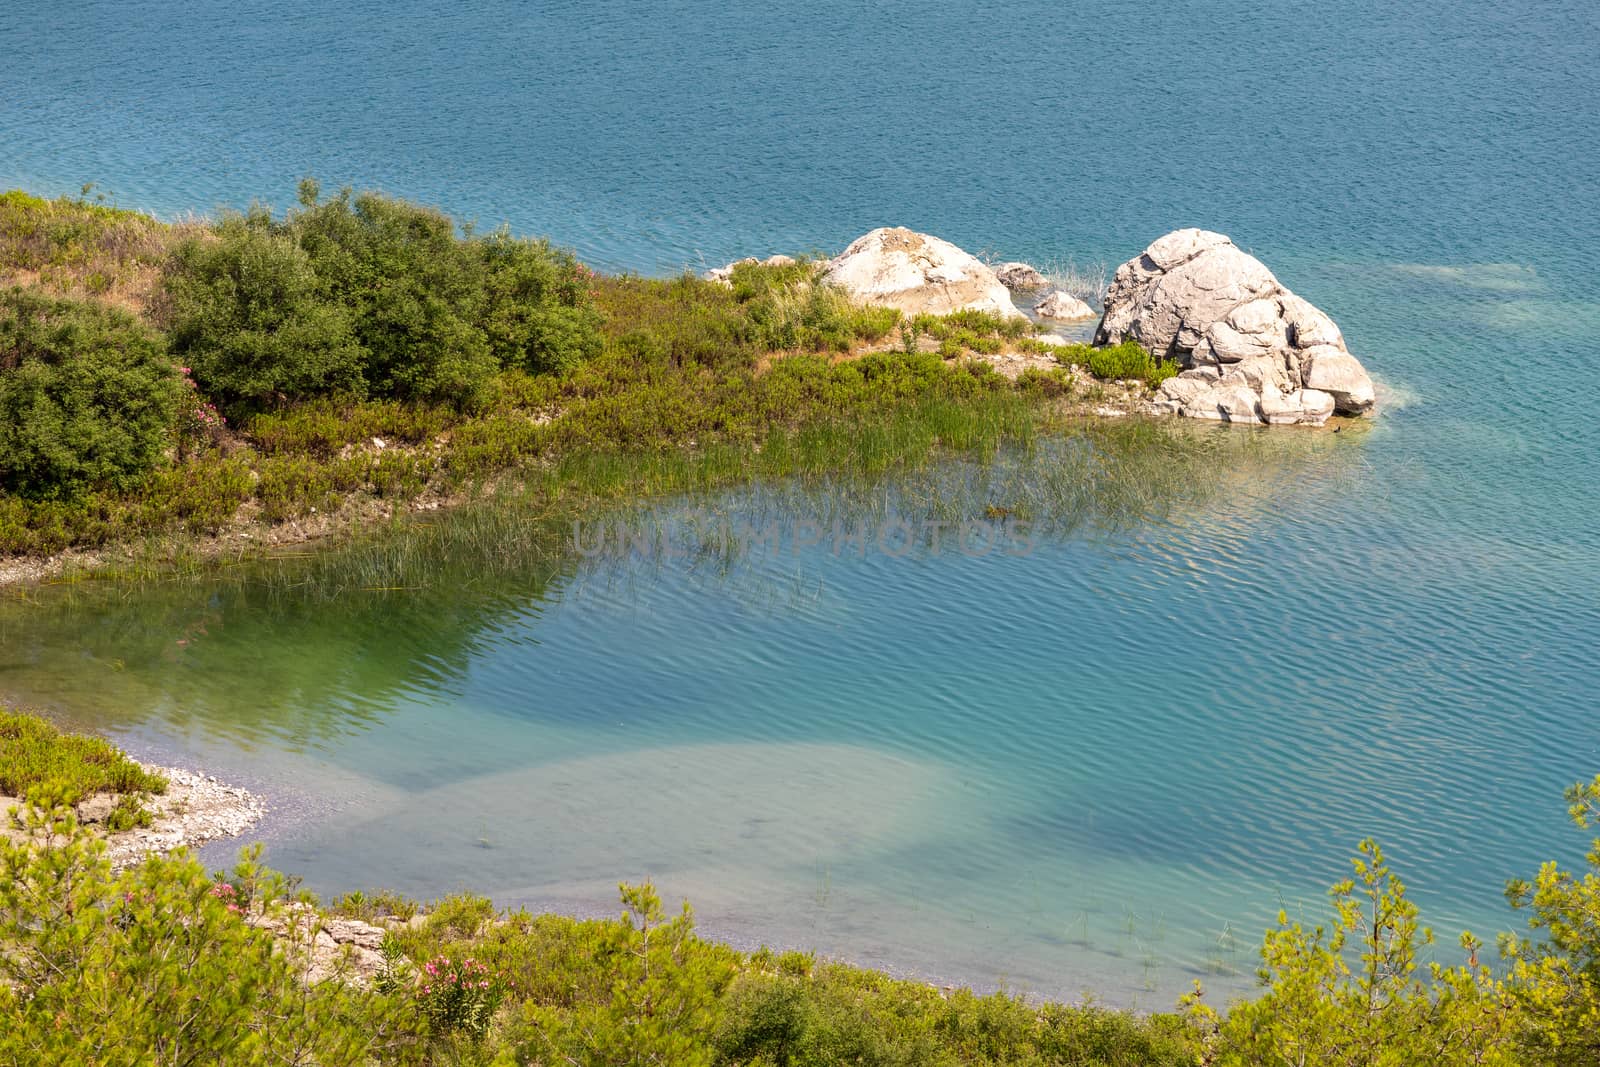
[1039,256,1110,306]
[0,189,201,313]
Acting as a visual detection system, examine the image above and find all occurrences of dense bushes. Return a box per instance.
[165,216,366,406]
[0,288,181,498]
[166,184,601,413]
[0,807,422,1065]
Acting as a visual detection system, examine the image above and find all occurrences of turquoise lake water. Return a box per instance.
[4,0,1600,1006]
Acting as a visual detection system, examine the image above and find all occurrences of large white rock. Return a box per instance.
[823,228,1025,320]
[1098,229,1376,424]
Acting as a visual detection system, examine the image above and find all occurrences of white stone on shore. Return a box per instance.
[104,763,266,869]
[822,228,1024,320]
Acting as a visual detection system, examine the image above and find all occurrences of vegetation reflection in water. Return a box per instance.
[0,418,1356,745]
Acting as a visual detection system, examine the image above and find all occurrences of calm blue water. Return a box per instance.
[4,0,1600,1007]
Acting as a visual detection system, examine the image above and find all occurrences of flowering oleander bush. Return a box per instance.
[416,954,507,1039]
[176,364,227,457]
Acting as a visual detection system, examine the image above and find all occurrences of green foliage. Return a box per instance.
[165,214,366,407]
[1015,366,1077,398]
[1185,839,1520,1066]
[912,309,1034,344]
[165,187,601,413]
[1501,774,1600,1064]
[1075,340,1179,387]
[0,801,425,1065]
[1190,783,1600,1065]
[717,968,1197,1066]
[517,881,734,1066]
[0,707,167,806]
[0,288,181,498]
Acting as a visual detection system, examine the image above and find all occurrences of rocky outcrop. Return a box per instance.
[823,228,1024,320]
[251,903,396,986]
[2,764,265,865]
[1034,290,1096,321]
[1095,229,1376,425]
[993,261,1047,291]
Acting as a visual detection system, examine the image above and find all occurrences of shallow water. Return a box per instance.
[4,0,1600,1008]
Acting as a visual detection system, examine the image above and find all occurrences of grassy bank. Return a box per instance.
[0,188,1173,568]
[0,707,166,831]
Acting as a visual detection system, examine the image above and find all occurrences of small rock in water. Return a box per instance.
[993,261,1047,291]
[1034,290,1096,321]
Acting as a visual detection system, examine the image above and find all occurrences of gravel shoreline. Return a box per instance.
[102,763,266,868]
[1,761,267,868]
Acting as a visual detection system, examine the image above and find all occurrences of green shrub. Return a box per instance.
[509,882,733,1066]
[479,233,602,375]
[0,708,167,805]
[164,186,602,414]
[0,288,181,498]
[1185,838,1520,1066]
[1016,366,1077,398]
[1073,340,1179,387]
[166,215,366,409]
[1502,774,1600,1065]
[0,802,424,1065]
[291,190,497,408]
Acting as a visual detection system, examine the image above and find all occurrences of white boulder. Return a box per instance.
[1097,229,1376,425]
[823,228,1024,320]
